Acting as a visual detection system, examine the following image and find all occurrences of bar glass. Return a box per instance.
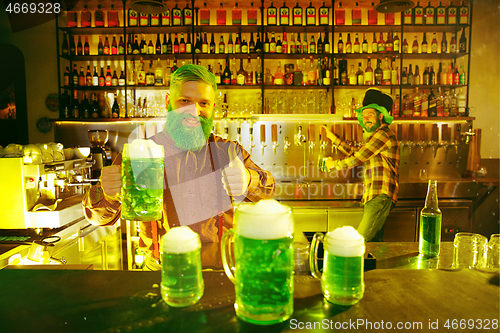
[452,232,488,269]
[221,199,294,325]
[121,139,164,221]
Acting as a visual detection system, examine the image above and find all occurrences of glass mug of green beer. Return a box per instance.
[121,139,164,221]
[161,226,204,307]
[310,226,365,306]
[221,199,294,325]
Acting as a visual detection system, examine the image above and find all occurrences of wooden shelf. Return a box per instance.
[60,27,125,35]
[401,53,468,60]
[333,25,402,33]
[401,24,470,33]
[333,52,401,59]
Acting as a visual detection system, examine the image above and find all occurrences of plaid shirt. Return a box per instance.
[330,123,400,204]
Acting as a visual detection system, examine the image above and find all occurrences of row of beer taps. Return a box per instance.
[213,118,472,156]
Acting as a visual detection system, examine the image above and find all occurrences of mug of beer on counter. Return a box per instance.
[310,226,365,306]
[221,199,294,325]
[121,139,164,221]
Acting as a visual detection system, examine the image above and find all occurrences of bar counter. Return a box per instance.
[1,243,498,333]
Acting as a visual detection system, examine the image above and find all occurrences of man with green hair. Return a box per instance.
[320,88,400,242]
[84,64,275,270]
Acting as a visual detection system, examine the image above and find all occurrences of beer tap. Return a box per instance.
[271,124,279,155]
[308,124,316,154]
[440,124,450,153]
[406,124,415,154]
[221,116,229,140]
[428,124,439,154]
[449,124,460,154]
[260,124,267,156]
[344,123,353,148]
[248,119,255,155]
[463,124,475,144]
[235,119,243,144]
[416,124,426,153]
[283,137,291,154]
[332,124,341,154]
[319,124,327,155]
[295,125,306,146]
[397,124,405,152]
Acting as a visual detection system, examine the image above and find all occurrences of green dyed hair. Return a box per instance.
[169,64,217,101]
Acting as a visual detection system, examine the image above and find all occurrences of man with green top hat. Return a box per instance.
[320,88,400,242]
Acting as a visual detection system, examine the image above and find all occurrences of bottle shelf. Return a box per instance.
[333,25,401,33]
[333,52,401,59]
[194,53,261,60]
[193,25,261,34]
[126,54,192,61]
[217,85,262,89]
[61,86,126,91]
[400,84,467,89]
[343,116,474,122]
[125,26,189,34]
[61,55,125,61]
[263,85,330,90]
[401,53,468,60]
[402,24,470,33]
[264,53,331,59]
[334,85,399,89]
[60,27,125,35]
[263,25,330,33]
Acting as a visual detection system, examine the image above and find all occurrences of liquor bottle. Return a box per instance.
[155,58,164,86]
[414,1,424,25]
[345,33,351,53]
[119,71,125,86]
[77,66,85,87]
[335,2,345,25]
[77,36,83,55]
[245,56,253,85]
[421,32,428,53]
[111,94,119,118]
[103,65,111,86]
[436,1,446,25]
[137,60,146,86]
[215,63,222,84]
[425,1,435,25]
[166,33,173,54]
[209,33,216,54]
[459,28,467,53]
[160,33,167,54]
[332,57,339,85]
[103,36,110,55]
[270,32,277,53]
[353,33,360,53]
[450,89,457,116]
[459,1,468,24]
[81,93,90,118]
[200,3,210,25]
[364,57,373,85]
[63,66,70,87]
[279,2,289,26]
[296,33,302,54]
[423,65,429,84]
[393,32,400,53]
[219,35,225,54]
[306,2,316,26]
[402,38,408,53]
[282,32,288,54]
[421,89,429,116]
[129,8,138,26]
[232,3,242,25]
[428,89,437,116]
[337,33,344,53]
[408,64,414,85]
[72,90,80,119]
[81,5,91,27]
[171,4,181,26]
[385,32,393,52]
[419,180,442,257]
[352,2,361,25]
[293,2,303,26]
[249,33,256,53]
[255,56,263,84]
[217,3,227,25]
[179,33,186,53]
[309,35,316,54]
[439,62,446,85]
[403,6,412,25]
[339,59,347,85]
[372,32,378,53]
[290,33,296,54]
[248,2,258,25]
[429,64,436,84]
[202,33,209,53]
[150,11,160,26]
[441,32,447,53]
[391,63,399,84]
[91,94,100,118]
[355,62,364,85]
[401,67,407,85]
[443,89,450,116]
[92,66,98,86]
[307,57,316,85]
[235,33,241,53]
[172,33,179,54]
[382,58,391,85]
[95,5,104,27]
[112,70,118,86]
[267,2,278,25]
[412,36,419,53]
[147,38,154,54]
[324,31,330,53]
[319,2,329,25]
[128,61,136,86]
[413,87,421,116]
[241,35,249,53]
[182,3,193,26]
[61,32,69,55]
[118,36,124,55]
[414,65,421,85]
[457,88,466,116]
[447,62,453,85]
[161,6,171,26]
[378,33,385,53]
[228,32,234,53]
[431,33,438,53]
[302,33,309,54]
[450,32,457,53]
[67,7,77,27]
[133,35,141,54]
[459,63,466,84]
[374,59,383,85]
[236,59,246,85]
[222,58,231,84]
[348,65,356,85]
[385,12,395,25]
[147,61,156,86]
[368,2,378,25]
[111,36,118,55]
[86,65,92,86]
[139,11,149,26]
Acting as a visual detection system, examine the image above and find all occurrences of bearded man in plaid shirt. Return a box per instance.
[321,89,400,241]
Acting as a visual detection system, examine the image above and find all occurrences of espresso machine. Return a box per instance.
[88,130,113,180]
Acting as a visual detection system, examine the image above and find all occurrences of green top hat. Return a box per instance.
[355,88,394,131]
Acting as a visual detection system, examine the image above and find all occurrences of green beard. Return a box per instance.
[165,107,213,151]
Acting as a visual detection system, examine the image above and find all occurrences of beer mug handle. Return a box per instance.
[221,228,236,283]
[310,232,324,279]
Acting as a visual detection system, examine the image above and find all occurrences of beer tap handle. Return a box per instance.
[248,125,255,155]
[284,137,291,154]
[308,124,315,153]
[260,124,267,156]
[271,124,279,155]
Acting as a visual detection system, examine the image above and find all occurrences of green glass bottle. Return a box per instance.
[419,180,442,257]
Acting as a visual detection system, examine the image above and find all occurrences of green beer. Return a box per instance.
[322,252,364,305]
[419,180,442,257]
[161,226,204,307]
[234,235,294,325]
[121,140,164,221]
[221,199,294,325]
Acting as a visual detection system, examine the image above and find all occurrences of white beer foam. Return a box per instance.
[325,226,365,257]
[126,139,164,159]
[235,199,293,240]
[162,226,201,254]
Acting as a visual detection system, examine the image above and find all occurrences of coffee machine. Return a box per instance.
[88,130,113,180]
